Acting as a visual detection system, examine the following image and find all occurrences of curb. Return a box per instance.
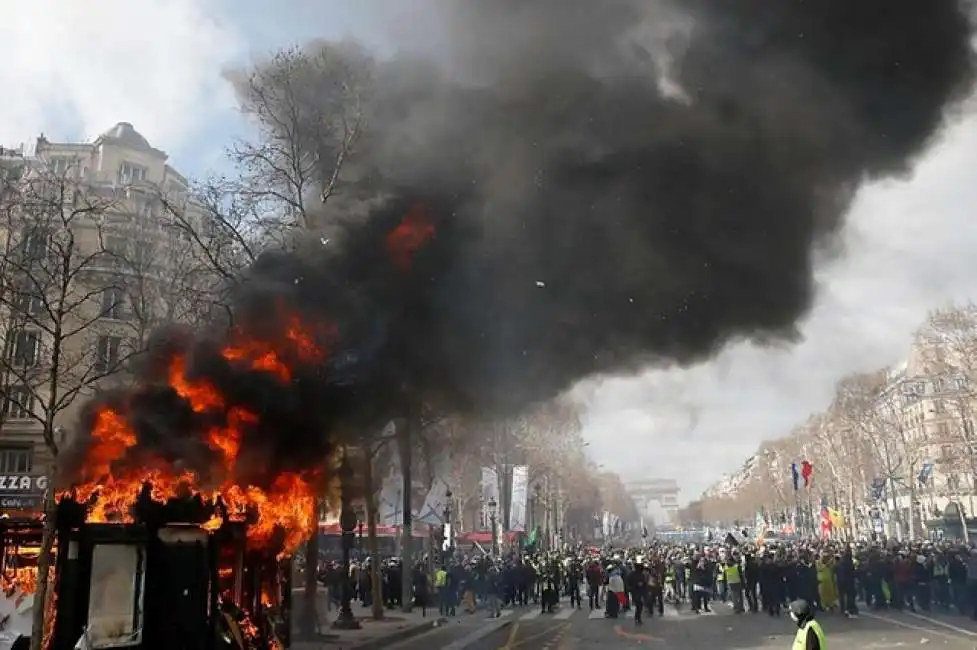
[442,618,514,650]
[348,618,445,650]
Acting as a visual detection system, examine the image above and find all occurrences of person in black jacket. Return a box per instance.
[691,558,713,614]
[628,562,649,624]
[836,548,859,617]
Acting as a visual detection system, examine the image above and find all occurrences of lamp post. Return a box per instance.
[442,489,453,562]
[332,452,361,630]
[532,483,541,548]
[488,496,498,556]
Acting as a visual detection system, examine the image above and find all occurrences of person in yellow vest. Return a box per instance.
[789,599,826,650]
[816,553,838,612]
[724,558,745,613]
[434,566,450,617]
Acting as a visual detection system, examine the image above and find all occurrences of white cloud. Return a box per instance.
[0,0,242,156]
[579,114,977,501]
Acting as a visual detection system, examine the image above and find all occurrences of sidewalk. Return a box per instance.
[290,590,524,650]
[290,597,442,650]
[378,606,526,650]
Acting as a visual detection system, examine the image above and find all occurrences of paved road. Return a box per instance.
[391,600,977,650]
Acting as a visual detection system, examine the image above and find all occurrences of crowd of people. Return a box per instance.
[315,536,977,627]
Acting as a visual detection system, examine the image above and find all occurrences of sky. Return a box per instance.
[4,1,977,504]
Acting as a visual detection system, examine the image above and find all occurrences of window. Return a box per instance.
[86,543,146,648]
[132,242,151,266]
[118,162,146,185]
[933,399,946,414]
[101,288,126,320]
[2,386,33,420]
[956,376,969,390]
[11,284,43,316]
[95,335,122,374]
[914,382,926,394]
[4,330,40,367]
[941,444,953,460]
[19,228,49,260]
[49,157,72,175]
[101,237,128,266]
[0,447,32,473]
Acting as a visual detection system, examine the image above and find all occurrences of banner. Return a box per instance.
[416,477,450,526]
[801,460,813,488]
[480,467,499,530]
[508,465,529,532]
[754,511,766,534]
[378,447,403,526]
[827,508,845,530]
[377,474,403,526]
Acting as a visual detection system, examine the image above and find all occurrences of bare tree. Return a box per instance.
[165,43,375,630]
[918,305,977,496]
[96,194,217,353]
[222,42,374,231]
[0,158,161,650]
[832,369,924,539]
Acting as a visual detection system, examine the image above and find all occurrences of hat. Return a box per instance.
[788,599,812,622]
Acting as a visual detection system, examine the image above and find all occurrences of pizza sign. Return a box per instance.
[0,474,47,494]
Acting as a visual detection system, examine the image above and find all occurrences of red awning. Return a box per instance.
[456,531,520,544]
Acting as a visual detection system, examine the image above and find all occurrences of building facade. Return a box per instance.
[871,332,977,538]
[0,123,209,511]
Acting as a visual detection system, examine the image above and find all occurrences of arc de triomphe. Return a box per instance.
[625,478,680,528]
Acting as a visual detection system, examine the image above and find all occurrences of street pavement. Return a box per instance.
[386,599,977,650]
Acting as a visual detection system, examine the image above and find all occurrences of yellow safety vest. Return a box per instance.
[434,570,447,587]
[724,564,741,585]
[792,619,826,650]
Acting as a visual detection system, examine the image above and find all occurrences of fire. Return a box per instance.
[0,566,37,596]
[65,313,328,556]
[386,202,436,270]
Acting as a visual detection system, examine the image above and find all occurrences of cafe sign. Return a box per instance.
[0,474,47,511]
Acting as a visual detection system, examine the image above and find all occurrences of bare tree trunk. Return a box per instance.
[419,435,435,574]
[364,455,383,620]
[29,472,56,650]
[399,413,414,613]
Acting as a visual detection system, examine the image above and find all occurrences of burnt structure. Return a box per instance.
[47,487,291,650]
[0,517,44,586]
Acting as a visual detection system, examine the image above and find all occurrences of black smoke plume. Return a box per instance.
[63,0,976,483]
[320,0,977,410]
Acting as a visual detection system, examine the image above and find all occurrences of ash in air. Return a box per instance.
[64,0,976,487]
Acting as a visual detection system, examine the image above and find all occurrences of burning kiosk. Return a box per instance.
[49,486,292,650]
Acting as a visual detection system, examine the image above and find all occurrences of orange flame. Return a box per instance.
[386,203,436,270]
[66,314,329,556]
[1,566,37,596]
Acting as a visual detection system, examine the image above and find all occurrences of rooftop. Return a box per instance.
[97,122,164,156]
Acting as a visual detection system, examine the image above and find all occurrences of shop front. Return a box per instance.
[0,474,46,517]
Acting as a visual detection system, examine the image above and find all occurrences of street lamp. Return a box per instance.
[356,505,365,555]
[532,483,541,537]
[443,489,453,561]
[488,496,498,556]
[332,452,362,630]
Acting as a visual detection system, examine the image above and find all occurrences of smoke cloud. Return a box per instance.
[64,0,976,483]
[310,0,977,411]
